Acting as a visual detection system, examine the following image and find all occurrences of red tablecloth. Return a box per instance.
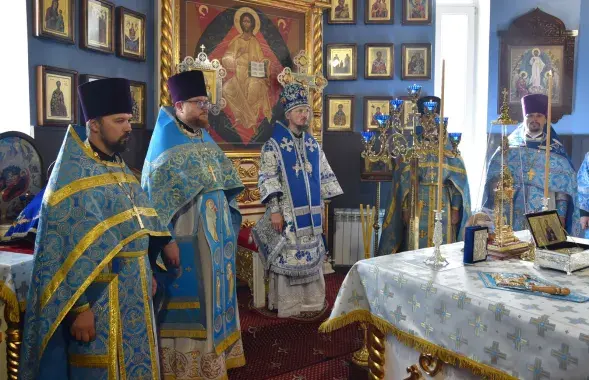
[0,242,34,254]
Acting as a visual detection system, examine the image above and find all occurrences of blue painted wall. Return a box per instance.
[27,0,156,129]
[322,0,436,215]
[487,0,582,134]
[324,0,436,131]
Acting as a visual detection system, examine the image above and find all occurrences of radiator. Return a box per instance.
[333,208,385,266]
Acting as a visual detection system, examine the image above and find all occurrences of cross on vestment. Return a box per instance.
[280,137,294,152]
[132,205,145,229]
[122,187,144,229]
[208,165,217,181]
[528,168,536,181]
[293,162,304,177]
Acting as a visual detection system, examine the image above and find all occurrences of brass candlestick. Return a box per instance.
[353,203,376,367]
[488,89,529,255]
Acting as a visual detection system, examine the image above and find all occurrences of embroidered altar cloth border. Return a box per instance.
[321,231,589,379]
[0,250,34,322]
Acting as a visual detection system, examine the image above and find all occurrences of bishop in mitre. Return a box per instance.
[253,82,343,318]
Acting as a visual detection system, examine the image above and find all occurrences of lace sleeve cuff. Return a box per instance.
[267,194,281,213]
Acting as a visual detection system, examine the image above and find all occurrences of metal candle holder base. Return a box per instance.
[424,210,449,270]
[352,323,370,366]
[542,197,550,211]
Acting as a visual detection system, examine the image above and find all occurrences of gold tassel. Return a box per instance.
[319,310,517,380]
[0,282,20,323]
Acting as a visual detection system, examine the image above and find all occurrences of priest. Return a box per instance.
[253,82,343,318]
[20,78,177,379]
[378,96,471,255]
[483,93,580,236]
[142,69,246,379]
[578,152,589,238]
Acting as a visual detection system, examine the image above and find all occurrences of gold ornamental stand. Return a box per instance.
[354,167,389,378]
[487,89,529,257]
[6,321,21,380]
[354,203,376,367]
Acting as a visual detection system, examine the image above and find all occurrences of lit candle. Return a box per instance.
[437,60,445,211]
[544,71,553,200]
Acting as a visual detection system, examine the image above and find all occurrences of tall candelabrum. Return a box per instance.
[359,84,461,259]
[487,89,529,256]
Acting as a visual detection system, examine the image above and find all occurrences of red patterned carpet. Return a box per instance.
[228,273,363,380]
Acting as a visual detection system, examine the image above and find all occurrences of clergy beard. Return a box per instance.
[106,134,131,153]
[182,113,208,130]
[290,122,309,134]
[526,121,543,136]
[99,124,131,153]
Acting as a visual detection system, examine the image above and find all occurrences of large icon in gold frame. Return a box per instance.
[157,0,330,222]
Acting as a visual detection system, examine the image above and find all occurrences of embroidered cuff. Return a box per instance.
[268,195,281,213]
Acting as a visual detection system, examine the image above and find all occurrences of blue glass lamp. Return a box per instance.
[390,98,404,112]
[407,84,422,95]
[361,131,376,144]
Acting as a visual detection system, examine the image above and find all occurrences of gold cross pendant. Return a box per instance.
[132,205,145,229]
[208,165,217,182]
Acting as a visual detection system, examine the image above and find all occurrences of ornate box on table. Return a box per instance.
[526,210,589,275]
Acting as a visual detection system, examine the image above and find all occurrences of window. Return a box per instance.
[435,0,490,210]
[435,10,474,135]
[0,1,30,135]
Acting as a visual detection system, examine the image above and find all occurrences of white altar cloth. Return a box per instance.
[321,231,589,379]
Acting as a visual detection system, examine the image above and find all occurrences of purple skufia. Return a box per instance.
[167,70,208,103]
[521,94,548,117]
[78,78,133,122]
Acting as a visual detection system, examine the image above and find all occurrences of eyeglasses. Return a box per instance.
[183,100,211,110]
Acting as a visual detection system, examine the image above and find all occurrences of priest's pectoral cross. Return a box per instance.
[293,163,304,177]
[528,169,536,181]
[208,165,217,181]
[132,205,145,229]
[123,190,145,229]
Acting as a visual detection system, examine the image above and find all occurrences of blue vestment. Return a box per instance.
[3,188,44,241]
[252,121,343,317]
[483,125,580,236]
[20,126,171,380]
[578,152,589,238]
[253,122,343,280]
[142,107,245,375]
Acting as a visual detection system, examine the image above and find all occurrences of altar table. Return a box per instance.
[320,231,589,379]
[0,250,34,380]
